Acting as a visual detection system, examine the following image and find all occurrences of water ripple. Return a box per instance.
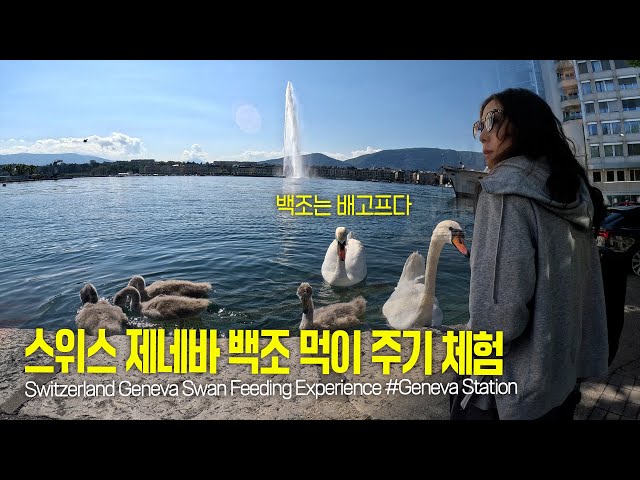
[1,176,474,333]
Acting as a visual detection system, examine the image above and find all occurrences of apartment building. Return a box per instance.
[541,60,640,205]
[574,60,640,205]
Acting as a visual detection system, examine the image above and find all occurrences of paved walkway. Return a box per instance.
[574,272,640,420]
[1,274,638,421]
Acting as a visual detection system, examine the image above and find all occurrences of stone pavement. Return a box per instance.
[0,275,638,421]
[574,272,640,420]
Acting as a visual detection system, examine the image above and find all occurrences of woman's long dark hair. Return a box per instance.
[482,87,606,232]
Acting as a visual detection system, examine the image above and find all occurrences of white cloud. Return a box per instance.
[321,152,349,161]
[0,132,144,159]
[212,149,284,163]
[321,146,382,161]
[350,146,382,157]
[181,144,208,163]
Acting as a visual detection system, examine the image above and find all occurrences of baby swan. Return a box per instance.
[128,275,212,302]
[297,282,366,330]
[114,286,210,321]
[75,283,127,336]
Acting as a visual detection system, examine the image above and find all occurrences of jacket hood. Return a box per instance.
[479,155,594,230]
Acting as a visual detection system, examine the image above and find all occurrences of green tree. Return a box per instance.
[629,60,640,68]
[2,164,13,175]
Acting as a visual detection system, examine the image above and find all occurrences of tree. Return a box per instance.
[629,60,640,68]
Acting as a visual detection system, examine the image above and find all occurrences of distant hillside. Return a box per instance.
[346,148,485,171]
[261,148,485,171]
[0,153,113,166]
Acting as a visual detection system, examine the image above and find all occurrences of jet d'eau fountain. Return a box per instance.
[283,81,307,179]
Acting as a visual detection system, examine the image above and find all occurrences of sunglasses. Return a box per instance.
[473,109,505,139]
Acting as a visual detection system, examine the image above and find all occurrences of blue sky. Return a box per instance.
[0,60,502,163]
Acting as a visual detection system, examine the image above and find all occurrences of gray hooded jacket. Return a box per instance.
[469,155,608,420]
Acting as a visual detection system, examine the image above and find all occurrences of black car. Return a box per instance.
[597,205,640,276]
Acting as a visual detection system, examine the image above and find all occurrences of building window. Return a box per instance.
[619,77,638,90]
[591,60,611,72]
[605,170,615,182]
[585,102,595,114]
[563,111,582,121]
[595,79,615,92]
[590,144,600,158]
[630,170,640,181]
[604,143,624,157]
[622,98,640,111]
[577,61,588,74]
[581,81,592,95]
[614,60,631,69]
[625,119,640,134]
[602,121,622,135]
[598,99,619,113]
[617,170,625,181]
[587,123,598,136]
[629,143,640,156]
[593,171,602,182]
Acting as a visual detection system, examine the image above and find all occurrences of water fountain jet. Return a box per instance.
[283,81,306,178]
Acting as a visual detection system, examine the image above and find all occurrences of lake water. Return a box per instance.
[1,175,476,335]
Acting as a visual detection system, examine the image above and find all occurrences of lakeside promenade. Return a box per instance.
[1,274,638,421]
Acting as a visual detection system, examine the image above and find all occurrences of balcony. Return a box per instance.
[557,73,577,89]
[563,112,583,122]
[560,93,581,109]
[555,60,574,71]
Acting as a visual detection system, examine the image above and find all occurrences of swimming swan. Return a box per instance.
[113,286,210,321]
[128,275,212,302]
[382,220,469,329]
[75,283,127,336]
[321,227,367,286]
[297,282,367,330]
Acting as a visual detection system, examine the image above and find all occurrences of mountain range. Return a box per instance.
[0,147,486,171]
[261,147,485,171]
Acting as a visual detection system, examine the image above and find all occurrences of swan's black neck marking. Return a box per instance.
[302,308,309,315]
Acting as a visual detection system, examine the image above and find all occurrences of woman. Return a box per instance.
[455,88,609,420]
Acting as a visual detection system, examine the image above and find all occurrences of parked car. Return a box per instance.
[597,205,640,276]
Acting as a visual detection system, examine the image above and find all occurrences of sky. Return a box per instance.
[0,60,504,163]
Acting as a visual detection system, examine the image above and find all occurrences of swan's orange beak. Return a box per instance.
[452,233,470,258]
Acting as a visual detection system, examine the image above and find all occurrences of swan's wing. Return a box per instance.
[331,314,362,329]
[382,282,427,329]
[315,299,365,329]
[146,295,209,320]
[398,251,425,285]
[321,240,339,283]
[147,280,211,298]
[383,251,431,329]
[345,238,367,284]
[75,301,126,336]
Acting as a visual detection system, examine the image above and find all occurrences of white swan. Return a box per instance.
[297,282,367,330]
[382,220,469,329]
[75,283,127,336]
[113,286,210,321]
[321,227,367,286]
[128,275,212,302]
